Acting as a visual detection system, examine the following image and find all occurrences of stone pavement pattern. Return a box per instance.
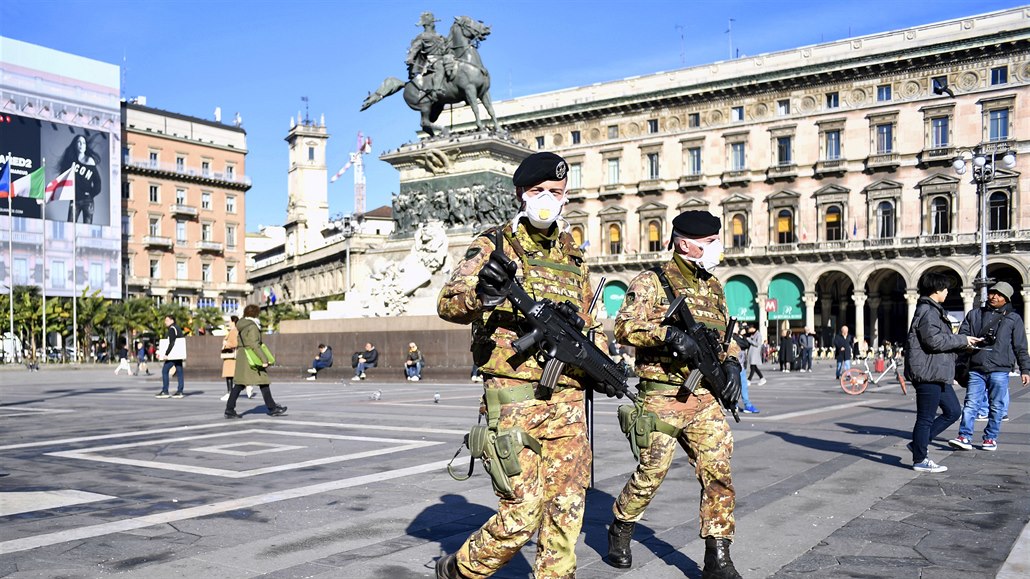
[0,362,1026,578]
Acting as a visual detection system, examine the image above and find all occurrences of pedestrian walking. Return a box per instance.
[220,316,251,401]
[800,328,815,372]
[833,325,854,379]
[135,341,150,376]
[905,272,981,473]
[778,329,795,372]
[606,209,742,579]
[156,315,186,398]
[948,281,1030,452]
[435,151,607,578]
[113,344,132,375]
[746,326,766,385]
[734,326,759,414]
[224,304,286,418]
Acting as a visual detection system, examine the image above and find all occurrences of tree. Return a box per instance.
[258,304,307,333]
[192,307,226,335]
[76,288,110,361]
[2,286,43,363]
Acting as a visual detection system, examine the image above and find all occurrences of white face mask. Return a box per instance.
[684,237,724,271]
[523,191,566,229]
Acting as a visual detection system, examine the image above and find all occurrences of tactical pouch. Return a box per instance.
[452,424,541,500]
[618,403,681,461]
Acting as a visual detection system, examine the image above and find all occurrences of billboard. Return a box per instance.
[1,37,121,299]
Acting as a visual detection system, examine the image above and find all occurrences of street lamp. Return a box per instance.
[951,144,1017,304]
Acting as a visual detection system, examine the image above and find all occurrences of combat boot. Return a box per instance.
[435,552,468,579]
[702,537,742,579]
[606,518,635,568]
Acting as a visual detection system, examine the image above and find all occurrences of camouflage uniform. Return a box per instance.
[438,220,603,579]
[612,255,739,539]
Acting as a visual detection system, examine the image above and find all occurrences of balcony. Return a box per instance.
[168,279,203,290]
[637,179,664,195]
[677,174,704,191]
[196,240,224,253]
[598,185,625,199]
[169,204,199,218]
[720,170,750,187]
[142,235,173,249]
[587,250,669,271]
[917,146,955,168]
[813,158,846,177]
[123,156,252,190]
[864,152,900,172]
[765,163,798,182]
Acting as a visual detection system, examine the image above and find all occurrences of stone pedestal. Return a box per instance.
[311,132,533,319]
[382,130,533,236]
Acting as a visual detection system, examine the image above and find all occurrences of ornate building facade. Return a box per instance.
[452,7,1030,349]
[122,100,252,313]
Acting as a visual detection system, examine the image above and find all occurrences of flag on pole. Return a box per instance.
[13,166,46,199]
[45,167,76,201]
[852,219,858,238]
[0,162,11,198]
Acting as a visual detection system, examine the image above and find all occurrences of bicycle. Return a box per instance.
[840,356,907,396]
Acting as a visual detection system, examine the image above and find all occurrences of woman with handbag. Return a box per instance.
[225,305,287,418]
[219,316,254,401]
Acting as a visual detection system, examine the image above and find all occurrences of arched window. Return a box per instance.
[931,196,951,234]
[608,223,622,255]
[731,213,747,248]
[571,225,584,249]
[876,201,895,238]
[825,206,843,241]
[989,191,1009,231]
[776,209,794,244]
[647,220,662,252]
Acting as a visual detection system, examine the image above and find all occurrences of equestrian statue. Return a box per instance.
[361,12,501,138]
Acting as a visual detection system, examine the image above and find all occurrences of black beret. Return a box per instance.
[672,210,721,238]
[513,152,568,188]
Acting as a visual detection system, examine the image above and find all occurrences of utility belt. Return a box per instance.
[447,382,549,499]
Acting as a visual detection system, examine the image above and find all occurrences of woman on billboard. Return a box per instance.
[59,134,102,223]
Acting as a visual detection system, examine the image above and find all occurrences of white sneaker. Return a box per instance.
[306,376,317,381]
[351,376,361,381]
[307,368,317,374]
[412,376,420,381]
[912,459,947,473]
[245,386,255,398]
[220,393,230,401]
[758,378,767,386]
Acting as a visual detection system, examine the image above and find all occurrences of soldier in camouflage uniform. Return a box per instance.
[606,210,743,579]
[436,152,607,579]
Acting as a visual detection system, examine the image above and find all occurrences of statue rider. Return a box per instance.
[405,12,448,102]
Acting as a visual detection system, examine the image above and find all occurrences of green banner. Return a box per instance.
[768,274,804,321]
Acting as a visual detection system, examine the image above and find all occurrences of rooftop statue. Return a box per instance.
[361,13,500,138]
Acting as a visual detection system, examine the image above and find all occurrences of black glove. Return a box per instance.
[664,327,699,361]
[476,256,515,307]
[592,380,624,399]
[720,358,743,407]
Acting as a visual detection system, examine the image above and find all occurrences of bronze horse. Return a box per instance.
[361,16,500,138]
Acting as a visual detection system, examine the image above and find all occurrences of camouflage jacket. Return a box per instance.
[437,219,604,389]
[614,255,740,389]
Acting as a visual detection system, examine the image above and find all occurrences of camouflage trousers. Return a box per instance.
[612,390,735,539]
[456,428,589,578]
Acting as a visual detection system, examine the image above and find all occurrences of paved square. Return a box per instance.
[190,441,307,456]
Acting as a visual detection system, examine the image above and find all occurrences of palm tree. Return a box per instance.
[77,288,110,361]
[192,306,226,335]
[259,304,307,333]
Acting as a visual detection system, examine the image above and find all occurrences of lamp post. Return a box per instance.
[329,214,355,292]
[951,144,1016,305]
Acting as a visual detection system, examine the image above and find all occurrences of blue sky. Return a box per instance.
[2,0,1023,232]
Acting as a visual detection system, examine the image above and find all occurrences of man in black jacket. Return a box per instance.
[351,342,378,381]
[833,326,854,379]
[948,282,1030,452]
[156,315,186,398]
[905,272,981,473]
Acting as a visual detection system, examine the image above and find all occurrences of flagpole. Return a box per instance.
[41,159,47,366]
[72,196,77,363]
[7,180,13,355]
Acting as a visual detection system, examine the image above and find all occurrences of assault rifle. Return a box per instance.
[663,296,739,422]
[484,231,635,402]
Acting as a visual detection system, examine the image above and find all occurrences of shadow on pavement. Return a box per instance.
[764,430,908,469]
[584,487,702,576]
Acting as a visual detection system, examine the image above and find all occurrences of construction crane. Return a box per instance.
[331,132,373,216]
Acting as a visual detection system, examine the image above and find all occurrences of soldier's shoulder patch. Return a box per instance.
[464,246,482,260]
